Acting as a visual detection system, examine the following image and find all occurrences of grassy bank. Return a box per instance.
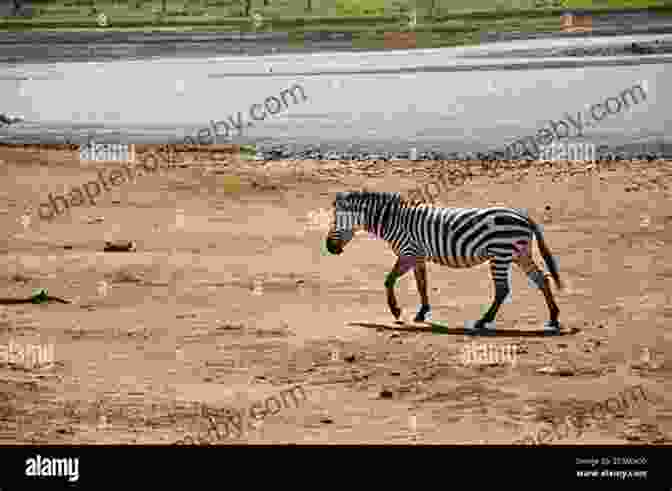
[3,0,672,29]
[2,0,672,50]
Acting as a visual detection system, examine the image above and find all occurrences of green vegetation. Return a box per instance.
[3,0,672,49]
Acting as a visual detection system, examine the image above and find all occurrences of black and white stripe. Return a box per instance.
[325,191,564,331]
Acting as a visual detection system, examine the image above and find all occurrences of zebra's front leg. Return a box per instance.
[384,256,416,321]
[472,259,510,332]
[413,259,431,322]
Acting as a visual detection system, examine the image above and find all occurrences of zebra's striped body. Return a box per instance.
[325,191,564,331]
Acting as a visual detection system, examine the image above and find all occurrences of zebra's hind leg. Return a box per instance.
[471,258,511,333]
[413,259,431,322]
[514,254,561,331]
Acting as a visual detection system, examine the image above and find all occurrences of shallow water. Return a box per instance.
[1,34,669,156]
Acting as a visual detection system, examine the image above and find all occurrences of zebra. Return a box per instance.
[325,191,565,332]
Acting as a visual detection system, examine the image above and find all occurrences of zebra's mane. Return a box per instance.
[335,190,426,210]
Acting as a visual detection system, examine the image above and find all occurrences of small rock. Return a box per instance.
[104,240,136,252]
[380,389,394,399]
[320,417,334,424]
[216,323,244,330]
[344,354,356,363]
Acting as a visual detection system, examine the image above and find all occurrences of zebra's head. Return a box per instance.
[325,191,399,255]
[325,192,358,255]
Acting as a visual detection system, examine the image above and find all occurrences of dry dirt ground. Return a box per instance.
[0,144,671,445]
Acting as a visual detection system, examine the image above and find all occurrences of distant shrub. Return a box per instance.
[335,0,386,16]
[207,0,238,6]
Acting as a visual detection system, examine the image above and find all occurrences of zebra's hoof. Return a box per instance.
[465,320,495,334]
[414,305,431,322]
[544,320,562,332]
[391,306,402,320]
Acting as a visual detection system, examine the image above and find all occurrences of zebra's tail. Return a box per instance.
[528,216,565,292]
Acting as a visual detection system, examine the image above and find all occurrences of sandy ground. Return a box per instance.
[0,144,671,444]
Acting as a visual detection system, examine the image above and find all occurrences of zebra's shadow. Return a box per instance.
[348,321,580,337]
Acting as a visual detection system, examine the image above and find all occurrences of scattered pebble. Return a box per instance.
[103,240,136,252]
[380,389,394,399]
[96,281,108,298]
[247,145,672,162]
[251,279,264,295]
[640,215,651,228]
[536,365,575,376]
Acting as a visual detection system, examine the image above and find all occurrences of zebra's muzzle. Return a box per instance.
[325,238,343,255]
